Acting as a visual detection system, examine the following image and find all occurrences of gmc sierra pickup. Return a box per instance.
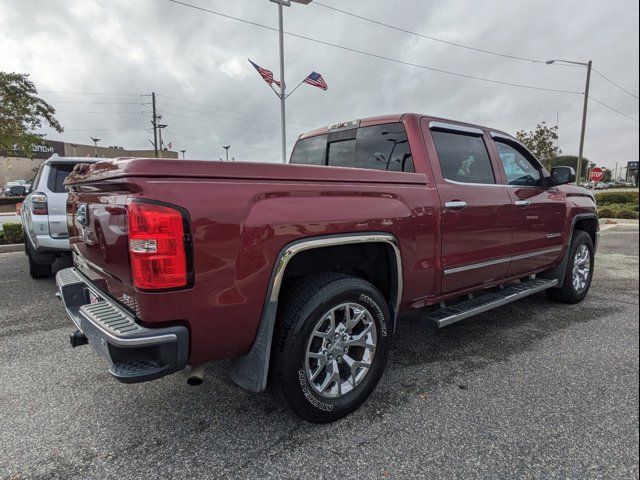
[57,114,598,423]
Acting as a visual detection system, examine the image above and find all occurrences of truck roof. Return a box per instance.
[44,155,99,165]
[297,113,514,140]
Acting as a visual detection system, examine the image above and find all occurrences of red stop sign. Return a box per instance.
[590,167,604,183]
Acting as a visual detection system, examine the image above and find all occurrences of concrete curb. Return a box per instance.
[598,218,639,226]
[0,243,24,254]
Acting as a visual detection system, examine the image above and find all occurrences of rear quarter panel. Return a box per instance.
[133,174,438,364]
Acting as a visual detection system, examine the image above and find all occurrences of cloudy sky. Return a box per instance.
[1,0,638,170]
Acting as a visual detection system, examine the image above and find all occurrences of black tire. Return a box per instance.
[547,230,594,304]
[27,245,53,279]
[272,273,393,423]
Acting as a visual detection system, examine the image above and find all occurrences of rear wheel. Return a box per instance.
[272,273,392,423]
[547,230,594,304]
[27,243,53,279]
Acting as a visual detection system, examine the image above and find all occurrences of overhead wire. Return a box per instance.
[167,0,582,95]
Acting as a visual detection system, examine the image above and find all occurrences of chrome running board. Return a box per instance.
[426,278,559,328]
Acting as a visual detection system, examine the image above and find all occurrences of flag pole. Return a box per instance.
[268,83,281,97]
[277,2,287,164]
[285,78,306,99]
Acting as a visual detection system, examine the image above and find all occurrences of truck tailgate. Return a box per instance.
[67,187,136,312]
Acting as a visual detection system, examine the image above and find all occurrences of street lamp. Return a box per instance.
[546,59,592,185]
[269,0,313,163]
[90,137,101,157]
[223,145,231,161]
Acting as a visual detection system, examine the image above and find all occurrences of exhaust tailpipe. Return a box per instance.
[186,364,206,386]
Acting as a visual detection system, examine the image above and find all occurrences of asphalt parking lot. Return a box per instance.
[1,224,638,479]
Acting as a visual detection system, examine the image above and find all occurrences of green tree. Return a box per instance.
[0,72,63,154]
[515,122,561,170]
[552,155,594,179]
[602,168,612,182]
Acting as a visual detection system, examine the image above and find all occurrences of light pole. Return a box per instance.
[180,149,186,159]
[223,145,231,162]
[157,124,167,157]
[90,137,101,157]
[269,0,313,163]
[546,59,592,185]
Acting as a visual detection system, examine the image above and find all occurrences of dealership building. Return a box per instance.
[1,140,177,186]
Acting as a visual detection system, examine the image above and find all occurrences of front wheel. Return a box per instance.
[272,273,393,423]
[547,230,594,304]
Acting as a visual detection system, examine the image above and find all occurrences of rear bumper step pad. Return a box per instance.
[55,267,189,383]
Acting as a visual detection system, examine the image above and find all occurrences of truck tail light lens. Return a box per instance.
[31,193,48,215]
[127,202,188,289]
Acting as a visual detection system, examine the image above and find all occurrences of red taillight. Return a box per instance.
[127,202,188,290]
[31,193,48,215]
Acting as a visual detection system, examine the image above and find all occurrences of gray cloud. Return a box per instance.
[1,0,638,170]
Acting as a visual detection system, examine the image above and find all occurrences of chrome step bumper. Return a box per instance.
[56,267,189,383]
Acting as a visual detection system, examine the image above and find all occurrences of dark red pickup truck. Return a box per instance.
[57,113,598,422]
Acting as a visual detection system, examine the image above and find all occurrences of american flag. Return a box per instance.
[248,59,280,87]
[303,71,328,91]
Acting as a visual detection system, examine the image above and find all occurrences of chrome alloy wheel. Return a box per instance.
[572,244,591,292]
[304,302,378,399]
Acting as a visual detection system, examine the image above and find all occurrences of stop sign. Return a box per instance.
[590,167,604,183]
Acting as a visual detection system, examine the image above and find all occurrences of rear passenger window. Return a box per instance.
[431,131,495,184]
[47,164,75,193]
[290,123,415,172]
[289,134,327,165]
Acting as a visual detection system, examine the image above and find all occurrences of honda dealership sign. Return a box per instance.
[6,140,66,159]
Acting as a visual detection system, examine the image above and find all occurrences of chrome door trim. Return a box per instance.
[511,246,563,261]
[444,246,564,276]
[443,178,503,188]
[429,121,484,136]
[270,233,403,314]
[444,256,512,275]
[514,200,531,207]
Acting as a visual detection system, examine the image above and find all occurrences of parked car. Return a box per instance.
[20,157,97,278]
[57,114,598,422]
[3,179,28,196]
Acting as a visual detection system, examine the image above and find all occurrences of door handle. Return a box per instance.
[515,200,531,207]
[444,201,468,210]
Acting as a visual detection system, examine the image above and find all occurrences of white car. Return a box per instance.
[21,157,97,278]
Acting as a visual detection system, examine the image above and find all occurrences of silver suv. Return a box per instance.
[21,156,97,278]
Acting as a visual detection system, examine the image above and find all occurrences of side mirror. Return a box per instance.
[9,185,26,196]
[550,166,576,186]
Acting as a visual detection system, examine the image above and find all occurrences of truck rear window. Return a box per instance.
[47,164,76,193]
[290,123,414,173]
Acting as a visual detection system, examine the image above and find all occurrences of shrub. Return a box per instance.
[597,207,615,218]
[596,191,639,205]
[2,223,24,244]
[0,230,5,245]
[614,209,639,220]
